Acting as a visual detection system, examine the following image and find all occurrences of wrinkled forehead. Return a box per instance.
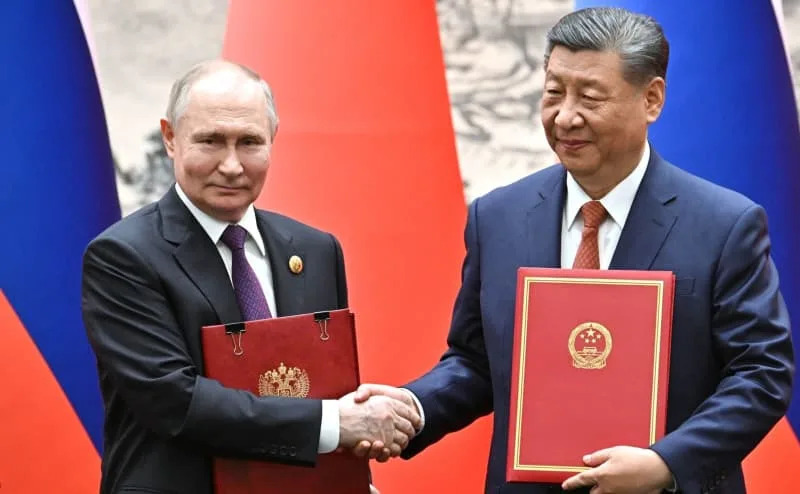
[187,72,265,109]
[544,47,625,85]
[177,80,269,132]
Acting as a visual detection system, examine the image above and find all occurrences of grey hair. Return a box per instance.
[165,60,279,139]
[544,7,669,86]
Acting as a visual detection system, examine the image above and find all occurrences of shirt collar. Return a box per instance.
[565,141,650,230]
[175,183,266,255]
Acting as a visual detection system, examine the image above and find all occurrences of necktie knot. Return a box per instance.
[581,201,607,229]
[221,224,248,251]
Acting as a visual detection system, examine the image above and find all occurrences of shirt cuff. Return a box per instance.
[666,474,677,492]
[317,399,340,453]
[400,388,425,433]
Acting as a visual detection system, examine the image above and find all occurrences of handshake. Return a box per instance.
[337,384,421,462]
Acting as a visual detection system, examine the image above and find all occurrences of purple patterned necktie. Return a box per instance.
[221,224,272,321]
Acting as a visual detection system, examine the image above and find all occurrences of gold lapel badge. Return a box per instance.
[289,255,303,274]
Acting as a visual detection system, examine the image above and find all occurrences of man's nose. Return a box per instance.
[553,99,584,130]
[218,144,243,175]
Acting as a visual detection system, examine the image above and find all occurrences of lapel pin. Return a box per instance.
[289,255,303,274]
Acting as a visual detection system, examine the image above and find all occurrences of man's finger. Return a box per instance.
[388,443,402,458]
[393,399,417,416]
[367,440,385,459]
[394,430,409,450]
[354,384,376,403]
[376,447,392,463]
[583,447,615,467]
[393,414,415,438]
[562,469,598,490]
[396,401,422,430]
[351,440,371,457]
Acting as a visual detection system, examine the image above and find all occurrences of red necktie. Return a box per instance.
[572,201,607,269]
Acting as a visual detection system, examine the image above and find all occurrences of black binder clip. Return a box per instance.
[225,322,246,356]
[314,312,330,341]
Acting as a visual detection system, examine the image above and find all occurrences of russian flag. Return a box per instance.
[576,0,800,489]
[0,1,119,490]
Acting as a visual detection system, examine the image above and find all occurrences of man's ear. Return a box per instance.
[160,119,176,158]
[644,77,666,124]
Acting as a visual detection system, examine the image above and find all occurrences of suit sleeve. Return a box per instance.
[331,233,348,309]
[651,204,794,492]
[81,235,323,466]
[402,198,494,457]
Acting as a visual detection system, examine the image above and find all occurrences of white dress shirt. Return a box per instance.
[175,184,340,454]
[561,142,650,269]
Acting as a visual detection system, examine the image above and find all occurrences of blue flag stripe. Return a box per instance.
[0,1,121,450]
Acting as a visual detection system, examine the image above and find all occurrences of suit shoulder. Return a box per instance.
[473,164,563,211]
[257,210,338,244]
[664,162,758,218]
[88,202,160,249]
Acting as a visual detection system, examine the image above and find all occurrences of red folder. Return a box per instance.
[507,268,674,483]
[201,309,370,494]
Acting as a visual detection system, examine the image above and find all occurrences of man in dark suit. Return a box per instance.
[354,7,794,493]
[81,60,419,494]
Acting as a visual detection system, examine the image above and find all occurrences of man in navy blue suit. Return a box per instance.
[355,7,794,494]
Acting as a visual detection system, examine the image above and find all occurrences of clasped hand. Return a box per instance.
[338,384,421,462]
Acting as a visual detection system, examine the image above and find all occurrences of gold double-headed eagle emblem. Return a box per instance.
[258,362,311,398]
[568,322,613,370]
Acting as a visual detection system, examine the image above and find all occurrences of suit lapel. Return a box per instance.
[609,151,678,270]
[526,167,567,268]
[159,187,243,324]
[257,212,306,316]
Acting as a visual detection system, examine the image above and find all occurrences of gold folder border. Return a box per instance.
[512,277,665,473]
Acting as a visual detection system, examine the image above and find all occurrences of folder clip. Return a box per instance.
[225,322,246,356]
[314,312,330,341]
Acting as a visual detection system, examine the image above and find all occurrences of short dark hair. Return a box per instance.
[545,7,669,86]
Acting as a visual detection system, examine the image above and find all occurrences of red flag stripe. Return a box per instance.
[223,1,490,492]
[0,291,100,492]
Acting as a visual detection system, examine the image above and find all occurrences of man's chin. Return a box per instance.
[560,159,600,177]
[206,199,252,222]
[209,185,248,195]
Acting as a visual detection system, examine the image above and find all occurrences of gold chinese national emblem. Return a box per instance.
[568,322,613,370]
